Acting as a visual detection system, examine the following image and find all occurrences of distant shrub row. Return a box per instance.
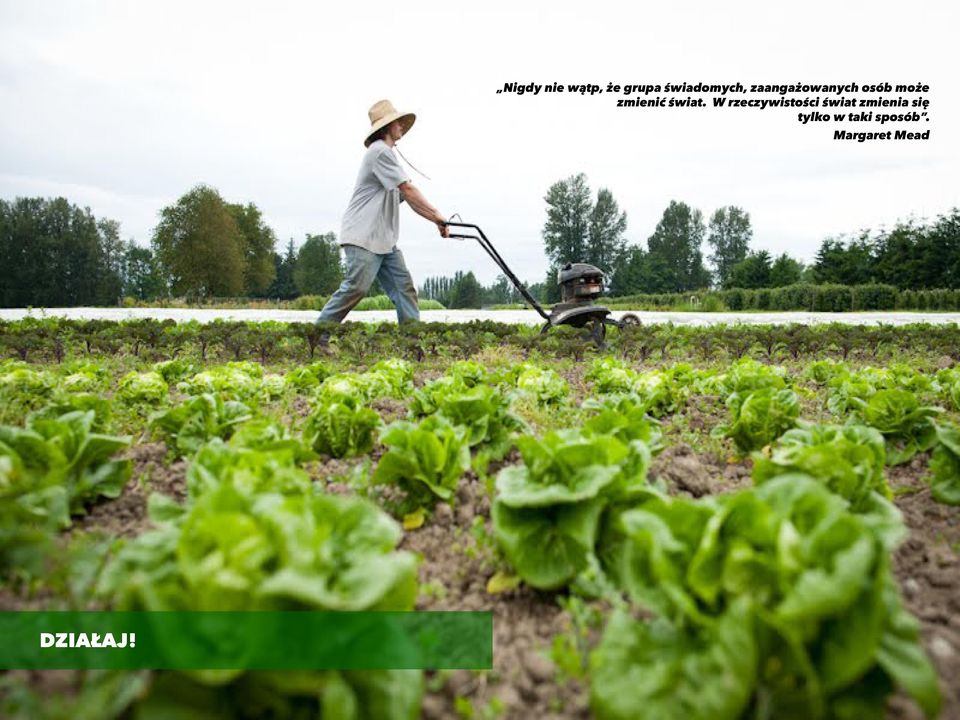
[610,283,960,312]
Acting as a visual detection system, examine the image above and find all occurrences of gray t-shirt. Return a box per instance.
[339,140,411,254]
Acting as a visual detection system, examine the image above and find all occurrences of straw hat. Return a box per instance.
[364,99,416,147]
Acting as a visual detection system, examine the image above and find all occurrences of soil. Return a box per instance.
[370,397,409,424]
[71,442,187,539]
[400,472,590,720]
[887,459,960,720]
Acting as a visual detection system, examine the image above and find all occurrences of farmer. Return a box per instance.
[316,99,449,325]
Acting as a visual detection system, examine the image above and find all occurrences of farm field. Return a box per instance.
[5,307,960,327]
[1,318,958,720]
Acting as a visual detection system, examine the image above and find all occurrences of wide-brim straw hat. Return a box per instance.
[364,99,416,147]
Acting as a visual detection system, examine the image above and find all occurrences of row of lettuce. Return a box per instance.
[379,356,951,718]
[1,359,428,717]
[3,354,958,718]
[4,317,960,365]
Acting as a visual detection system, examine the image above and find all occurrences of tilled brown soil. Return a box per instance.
[400,472,590,720]
[888,460,960,720]
[71,442,187,539]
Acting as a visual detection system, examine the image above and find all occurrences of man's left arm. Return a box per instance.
[398,181,449,238]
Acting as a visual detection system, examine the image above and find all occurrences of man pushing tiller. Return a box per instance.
[316,99,448,326]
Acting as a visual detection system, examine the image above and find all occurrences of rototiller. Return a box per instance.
[443,221,640,345]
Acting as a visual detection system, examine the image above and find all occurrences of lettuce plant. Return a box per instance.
[827,366,934,418]
[60,360,111,393]
[714,387,800,453]
[491,430,651,590]
[27,392,113,432]
[582,394,664,454]
[284,361,332,391]
[827,374,878,416]
[117,371,169,405]
[372,416,471,504]
[586,357,637,394]
[11,410,132,513]
[709,357,788,397]
[303,397,381,459]
[593,475,940,720]
[850,389,942,464]
[1,410,131,575]
[928,421,960,505]
[753,423,891,508]
[446,359,490,387]
[224,418,316,462]
[177,363,263,401]
[0,365,55,419]
[515,365,569,405]
[151,358,196,383]
[316,372,373,403]
[1,429,69,576]
[98,480,422,719]
[806,358,847,385]
[366,358,414,398]
[185,438,316,499]
[408,375,469,417]
[420,384,524,459]
[102,480,418,612]
[149,394,254,458]
[934,368,960,411]
[627,370,682,416]
[260,373,286,400]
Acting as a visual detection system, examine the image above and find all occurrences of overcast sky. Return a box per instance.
[1,0,957,286]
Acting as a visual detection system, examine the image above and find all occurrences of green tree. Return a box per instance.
[526,280,546,304]
[152,185,246,298]
[769,253,804,287]
[49,198,103,305]
[449,271,483,308]
[542,266,561,304]
[609,245,647,296]
[265,239,298,299]
[646,200,710,292]
[872,221,920,289]
[814,233,874,285]
[925,208,960,288]
[96,218,125,304]
[0,197,109,306]
[122,241,167,300]
[587,188,627,274]
[293,233,343,295]
[729,250,772,288]
[542,173,592,268]
[227,202,277,295]
[707,206,752,287]
[871,211,960,290]
[483,274,517,305]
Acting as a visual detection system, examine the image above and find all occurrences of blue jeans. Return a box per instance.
[317,244,420,324]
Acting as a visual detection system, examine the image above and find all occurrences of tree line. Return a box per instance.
[536,172,960,299]
[419,272,532,309]
[0,186,346,307]
[3,180,958,309]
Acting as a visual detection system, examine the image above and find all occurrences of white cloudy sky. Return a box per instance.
[1,0,957,286]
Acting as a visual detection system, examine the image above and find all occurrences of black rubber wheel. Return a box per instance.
[619,313,641,327]
[539,321,553,335]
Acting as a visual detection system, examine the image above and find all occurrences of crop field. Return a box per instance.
[1,318,958,720]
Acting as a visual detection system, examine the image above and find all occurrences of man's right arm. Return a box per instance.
[398,181,449,238]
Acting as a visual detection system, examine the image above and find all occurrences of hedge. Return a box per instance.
[609,283,960,311]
